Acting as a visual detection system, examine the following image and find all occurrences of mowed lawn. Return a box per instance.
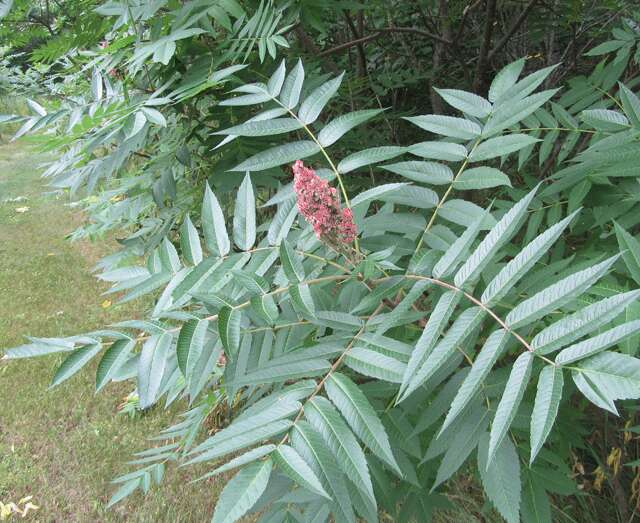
[0,143,219,522]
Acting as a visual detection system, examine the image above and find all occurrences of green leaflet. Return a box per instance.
[350,182,409,208]
[137,333,173,409]
[263,62,285,95]
[195,445,276,482]
[273,444,331,499]
[434,87,492,118]
[289,283,316,317]
[619,83,640,128]
[176,319,208,379]
[530,365,564,464]
[381,160,453,185]
[2,338,75,360]
[96,338,135,392]
[454,186,537,289]
[531,290,640,354]
[202,183,230,256]
[496,64,559,103]
[469,134,539,161]
[230,141,321,172]
[488,351,533,465]
[377,185,439,209]
[432,207,489,278]
[305,397,376,507]
[218,306,241,356]
[478,433,522,523]
[506,255,620,329]
[432,406,490,491]
[280,58,304,109]
[408,141,468,162]
[614,221,640,286]
[267,198,297,245]
[404,114,481,139]
[571,351,640,415]
[211,459,273,523]
[225,359,331,387]
[374,279,430,337]
[291,421,356,523]
[337,146,405,174]
[399,290,462,401]
[488,58,525,103]
[179,214,203,265]
[403,306,484,399]
[215,118,302,137]
[483,89,560,137]
[344,347,405,383]
[325,373,401,476]
[188,424,295,465]
[555,320,640,365]
[298,72,344,124]
[521,469,553,523]
[440,199,496,229]
[279,239,304,282]
[453,166,511,190]
[51,343,102,388]
[481,209,579,306]
[318,109,386,147]
[581,108,629,131]
[440,329,510,434]
[233,173,256,251]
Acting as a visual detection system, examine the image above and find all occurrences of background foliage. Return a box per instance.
[3,1,640,522]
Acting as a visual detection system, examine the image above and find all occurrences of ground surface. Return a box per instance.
[0,143,217,522]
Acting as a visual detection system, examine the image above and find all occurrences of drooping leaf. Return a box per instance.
[488,352,533,464]
[176,319,208,379]
[478,433,521,523]
[571,351,640,415]
[291,421,356,522]
[440,329,510,434]
[211,459,273,523]
[51,344,102,388]
[138,333,173,408]
[202,183,230,257]
[218,307,241,355]
[325,373,401,476]
[233,173,256,250]
[180,215,203,265]
[273,445,331,499]
[530,365,564,464]
[96,339,135,392]
[305,397,376,507]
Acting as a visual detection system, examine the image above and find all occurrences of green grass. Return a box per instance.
[0,143,219,522]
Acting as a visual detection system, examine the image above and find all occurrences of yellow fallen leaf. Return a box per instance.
[21,502,39,517]
[15,207,29,213]
[101,300,112,309]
